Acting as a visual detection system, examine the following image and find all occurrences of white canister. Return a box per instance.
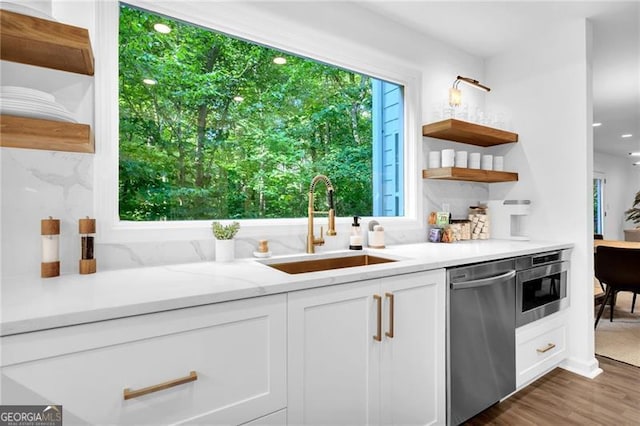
[455,151,468,168]
[368,225,385,248]
[481,154,493,171]
[441,149,455,167]
[428,151,441,169]
[494,156,504,171]
[469,152,481,169]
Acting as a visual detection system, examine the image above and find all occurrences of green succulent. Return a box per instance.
[211,221,240,239]
[625,190,640,226]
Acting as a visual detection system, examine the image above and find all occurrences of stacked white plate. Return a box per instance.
[0,1,55,20]
[0,86,76,123]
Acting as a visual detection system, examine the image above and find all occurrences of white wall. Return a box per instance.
[1,0,486,277]
[485,19,600,378]
[594,151,640,239]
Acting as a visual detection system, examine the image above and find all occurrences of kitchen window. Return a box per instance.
[96,1,420,243]
[118,4,404,222]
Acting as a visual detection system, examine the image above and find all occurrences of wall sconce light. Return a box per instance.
[449,75,491,107]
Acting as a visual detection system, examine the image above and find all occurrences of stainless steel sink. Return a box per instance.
[261,253,396,274]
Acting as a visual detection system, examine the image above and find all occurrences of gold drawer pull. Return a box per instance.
[373,294,382,342]
[123,370,198,400]
[536,343,556,354]
[385,292,395,338]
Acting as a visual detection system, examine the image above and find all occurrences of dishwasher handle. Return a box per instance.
[450,270,516,290]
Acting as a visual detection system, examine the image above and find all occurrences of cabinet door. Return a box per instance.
[288,280,381,425]
[1,295,286,426]
[380,270,446,426]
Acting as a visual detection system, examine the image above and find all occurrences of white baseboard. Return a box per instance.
[560,356,603,379]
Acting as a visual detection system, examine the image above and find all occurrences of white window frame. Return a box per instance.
[95,0,423,243]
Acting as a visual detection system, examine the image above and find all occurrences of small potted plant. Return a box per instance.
[212,221,240,262]
[624,190,640,242]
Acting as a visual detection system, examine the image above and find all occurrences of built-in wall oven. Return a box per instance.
[515,250,569,327]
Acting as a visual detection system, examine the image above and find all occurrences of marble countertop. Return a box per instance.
[1,239,572,336]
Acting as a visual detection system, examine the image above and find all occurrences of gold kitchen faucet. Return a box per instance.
[307,175,336,253]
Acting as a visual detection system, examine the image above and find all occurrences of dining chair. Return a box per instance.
[594,246,640,327]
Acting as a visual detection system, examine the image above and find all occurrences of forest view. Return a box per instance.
[118,4,399,221]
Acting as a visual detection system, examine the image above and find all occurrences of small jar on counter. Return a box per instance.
[79,217,96,274]
[41,217,60,278]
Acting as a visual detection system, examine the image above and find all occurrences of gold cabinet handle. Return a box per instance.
[536,343,556,354]
[373,294,382,342]
[123,370,198,400]
[385,292,394,338]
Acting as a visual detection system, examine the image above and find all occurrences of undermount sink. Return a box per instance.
[261,253,397,274]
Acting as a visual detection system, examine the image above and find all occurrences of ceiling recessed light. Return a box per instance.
[142,78,157,85]
[629,152,640,156]
[634,161,640,166]
[592,122,602,127]
[233,96,244,102]
[621,133,633,138]
[273,57,287,65]
[154,23,171,34]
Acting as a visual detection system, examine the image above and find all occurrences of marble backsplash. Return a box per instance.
[1,143,487,279]
[1,149,94,278]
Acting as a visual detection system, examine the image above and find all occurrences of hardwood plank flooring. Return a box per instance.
[466,356,640,425]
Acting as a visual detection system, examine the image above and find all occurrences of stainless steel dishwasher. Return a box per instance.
[447,258,517,425]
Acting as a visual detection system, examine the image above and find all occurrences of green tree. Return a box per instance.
[119,5,374,221]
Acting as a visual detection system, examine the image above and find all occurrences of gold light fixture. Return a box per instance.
[449,75,491,107]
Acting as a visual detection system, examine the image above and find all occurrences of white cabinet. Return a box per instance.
[515,310,568,389]
[1,294,287,425]
[287,269,446,425]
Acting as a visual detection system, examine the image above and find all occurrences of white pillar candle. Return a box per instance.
[481,154,493,170]
[455,151,468,168]
[469,153,481,169]
[428,151,441,169]
[441,149,455,167]
[494,156,504,171]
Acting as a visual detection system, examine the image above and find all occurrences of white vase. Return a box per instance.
[215,239,235,262]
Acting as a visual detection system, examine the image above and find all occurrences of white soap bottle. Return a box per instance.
[349,216,363,250]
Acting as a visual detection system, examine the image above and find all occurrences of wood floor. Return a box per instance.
[466,356,640,425]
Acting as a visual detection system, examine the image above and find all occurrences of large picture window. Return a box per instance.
[118,4,404,221]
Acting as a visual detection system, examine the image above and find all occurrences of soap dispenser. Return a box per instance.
[349,216,363,250]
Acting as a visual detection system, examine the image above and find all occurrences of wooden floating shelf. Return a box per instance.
[0,9,94,75]
[422,167,518,183]
[422,119,518,147]
[0,115,94,153]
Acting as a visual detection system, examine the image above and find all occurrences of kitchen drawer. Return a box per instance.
[1,294,286,425]
[515,311,567,388]
[240,409,287,426]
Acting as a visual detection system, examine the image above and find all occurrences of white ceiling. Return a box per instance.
[361,1,640,163]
